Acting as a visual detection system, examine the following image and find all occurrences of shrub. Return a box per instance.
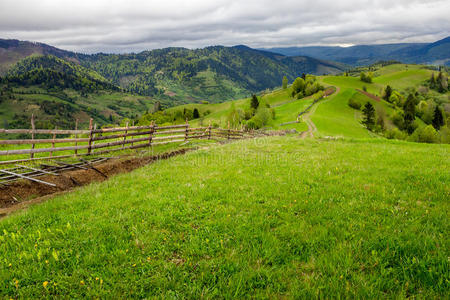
[314,91,324,100]
[360,72,372,83]
[439,126,450,144]
[348,98,361,110]
[385,128,407,140]
[296,92,304,99]
[408,125,439,143]
[392,110,404,129]
[244,108,254,120]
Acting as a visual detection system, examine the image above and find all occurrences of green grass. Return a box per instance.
[373,68,433,89]
[1,136,449,298]
[268,97,314,131]
[311,89,374,138]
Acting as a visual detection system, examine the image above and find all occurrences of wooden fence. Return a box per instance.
[0,119,254,165]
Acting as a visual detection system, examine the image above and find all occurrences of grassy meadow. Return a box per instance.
[1,136,449,298]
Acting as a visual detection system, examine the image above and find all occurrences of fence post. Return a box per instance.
[92,123,97,154]
[185,118,189,141]
[149,121,154,149]
[50,126,56,157]
[74,119,78,157]
[227,121,230,140]
[208,121,211,140]
[30,114,35,159]
[87,118,93,155]
[123,121,129,149]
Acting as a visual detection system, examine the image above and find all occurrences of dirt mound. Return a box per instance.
[0,149,190,211]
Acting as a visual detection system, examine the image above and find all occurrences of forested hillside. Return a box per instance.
[0,39,346,102]
[79,45,345,101]
[4,55,118,94]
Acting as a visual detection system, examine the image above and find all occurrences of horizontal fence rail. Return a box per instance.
[0,118,257,165]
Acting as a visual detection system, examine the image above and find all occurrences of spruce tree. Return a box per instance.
[432,106,444,130]
[362,102,375,130]
[403,94,416,134]
[250,94,259,110]
[384,85,392,101]
[193,108,200,119]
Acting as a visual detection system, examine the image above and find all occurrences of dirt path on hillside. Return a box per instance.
[300,86,341,138]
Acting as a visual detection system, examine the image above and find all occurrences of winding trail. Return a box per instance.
[300,86,341,138]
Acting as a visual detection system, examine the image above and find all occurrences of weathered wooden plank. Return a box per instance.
[0,169,56,187]
[0,138,89,145]
[0,129,90,135]
[93,124,187,134]
[0,144,90,156]
[16,164,59,176]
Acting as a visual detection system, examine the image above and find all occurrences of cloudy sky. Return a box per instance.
[0,0,449,53]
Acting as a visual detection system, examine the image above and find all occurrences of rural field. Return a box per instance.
[1,136,449,298]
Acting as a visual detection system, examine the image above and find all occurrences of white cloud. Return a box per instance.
[0,0,449,53]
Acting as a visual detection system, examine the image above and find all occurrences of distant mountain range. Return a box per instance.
[261,36,450,66]
[0,39,346,102]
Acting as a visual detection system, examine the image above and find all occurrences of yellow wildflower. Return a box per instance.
[80,280,84,285]
[43,281,48,288]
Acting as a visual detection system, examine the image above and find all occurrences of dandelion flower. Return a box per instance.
[43,281,48,288]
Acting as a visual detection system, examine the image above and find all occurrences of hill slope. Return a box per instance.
[0,39,79,75]
[262,36,450,66]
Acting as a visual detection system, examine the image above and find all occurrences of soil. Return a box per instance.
[356,89,381,102]
[0,148,191,217]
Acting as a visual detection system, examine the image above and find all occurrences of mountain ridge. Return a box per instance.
[261,36,450,66]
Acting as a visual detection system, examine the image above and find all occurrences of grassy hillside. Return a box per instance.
[1,136,449,298]
[0,85,159,129]
[153,63,449,142]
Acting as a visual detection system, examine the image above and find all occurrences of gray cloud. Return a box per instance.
[0,0,449,53]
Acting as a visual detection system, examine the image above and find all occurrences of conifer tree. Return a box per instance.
[432,106,444,130]
[383,85,392,101]
[362,102,375,130]
[193,108,200,119]
[403,94,416,134]
[250,94,259,110]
